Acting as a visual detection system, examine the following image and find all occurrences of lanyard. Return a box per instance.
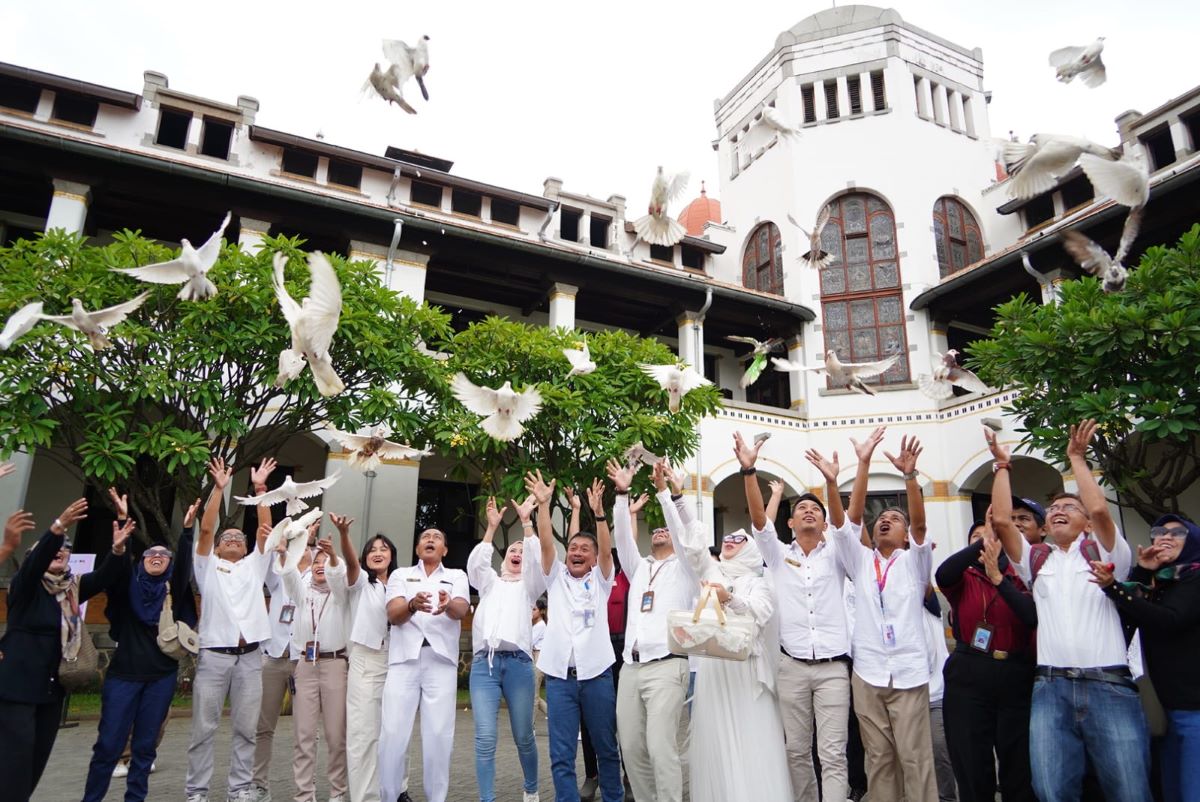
[874,552,898,614]
[646,556,673,590]
[309,590,331,641]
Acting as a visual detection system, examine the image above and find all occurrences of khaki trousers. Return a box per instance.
[616,657,689,802]
[252,652,294,788]
[292,655,349,802]
[777,657,851,802]
[347,644,389,802]
[851,672,937,802]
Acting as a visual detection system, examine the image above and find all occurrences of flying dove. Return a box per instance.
[788,206,833,268]
[1079,145,1149,209]
[40,292,151,351]
[0,301,44,350]
[236,473,341,517]
[563,339,596,377]
[1001,134,1121,200]
[632,167,689,247]
[624,441,662,469]
[451,373,543,441]
[363,63,417,114]
[327,424,431,471]
[772,349,900,396]
[272,252,345,397]
[725,335,784,388]
[639,363,712,413]
[383,36,431,101]
[1049,37,1106,88]
[263,507,324,575]
[760,106,801,140]
[1060,206,1144,293]
[917,350,991,400]
[112,212,231,301]
[416,340,451,361]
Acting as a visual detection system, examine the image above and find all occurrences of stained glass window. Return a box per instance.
[742,222,784,296]
[933,197,984,279]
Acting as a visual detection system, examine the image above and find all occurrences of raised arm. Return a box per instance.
[198,457,232,557]
[805,448,844,528]
[984,428,1022,564]
[467,498,501,595]
[514,494,546,599]
[654,464,710,587]
[525,470,558,576]
[250,458,277,553]
[666,461,694,527]
[1067,419,1117,551]
[80,519,136,601]
[733,431,769,529]
[0,510,36,567]
[565,487,582,537]
[330,513,360,587]
[884,435,926,545]
[606,459,642,577]
[847,427,885,526]
[764,479,785,525]
[594,479,614,580]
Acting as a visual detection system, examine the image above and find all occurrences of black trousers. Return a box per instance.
[942,651,1037,802]
[0,694,64,802]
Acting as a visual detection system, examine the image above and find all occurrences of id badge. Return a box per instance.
[279,604,295,625]
[304,640,319,662]
[971,623,994,652]
[881,623,896,649]
[582,609,596,629]
[640,591,655,613]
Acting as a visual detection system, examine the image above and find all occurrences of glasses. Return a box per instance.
[723,534,748,544]
[652,527,669,535]
[1150,526,1188,539]
[144,547,173,559]
[1045,503,1085,516]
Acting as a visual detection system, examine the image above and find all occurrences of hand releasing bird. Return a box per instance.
[451,373,543,441]
[112,212,231,300]
[327,424,431,471]
[40,292,151,351]
[639,363,712,413]
[1060,206,1144,294]
[759,106,801,140]
[917,350,991,400]
[1001,134,1121,200]
[263,508,324,574]
[272,252,345,397]
[725,335,784,388]
[787,206,833,268]
[0,301,44,350]
[1079,145,1149,209]
[632,166,689,247]
[383,36,431,101]
[772,349,900,396]
[563,340,596,377]
[1049,37,1106,88]
[237,473,341,517]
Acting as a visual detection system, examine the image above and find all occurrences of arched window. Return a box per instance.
[932,197,984,278]
[742,222,783,296]
[818,193,910,388]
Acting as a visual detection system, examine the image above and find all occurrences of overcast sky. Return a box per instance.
[4,1,1197,212]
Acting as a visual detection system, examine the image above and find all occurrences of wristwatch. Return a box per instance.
[992,461,1011,473]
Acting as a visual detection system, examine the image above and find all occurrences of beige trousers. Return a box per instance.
[346,644,389,802]
[616,657,689,802]
[776,657,851,802]
[851,672,937,802]
[292,656,349,802]
[252,652,294,788]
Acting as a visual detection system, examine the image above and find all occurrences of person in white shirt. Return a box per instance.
[811,428,938,802]
[345,530,399,802]
[733,432,853,802]
[467,496,544,802]
[525,470,622,802]
[604,459,692,802]
[531,598,548,717]
[379,526,470,802]
[185,457,275,802]
[987,421,1152,802]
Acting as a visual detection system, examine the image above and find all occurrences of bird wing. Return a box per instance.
[724,335,760,347]
[382,39,416,71]
[740,354,767,388]
[375,441,431,461]
[785,213,808,235]
[300,253,343,356]
[511,385,544,421]
[291,473,341,499]
[1060,230,1112,276]
[327,428,371,451]
[234,486,291,507]
[563,347,589,368]
[1081,58,1107,88]
[812,205,831,238]
[664,172,690,204]
[451,372,501,415]
[1079,150,1149,208]
[1048,45,1086,68]
[678,369,713,394]
[639,363,676,388]
[114,259,192,284]
[0,301,44,349]
[89,291,151,328]
[195,211,232,267]
[843,354,900,379]
[770,356,802,372]
[1114,205,1144,265]
[272,253,301,325]
[948,366,990,394]
[917,374,955,400]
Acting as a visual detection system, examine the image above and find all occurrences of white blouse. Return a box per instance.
[467,540,541,661]
[348,571,390,651]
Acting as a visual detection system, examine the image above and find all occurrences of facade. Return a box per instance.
[2,5,1198,571]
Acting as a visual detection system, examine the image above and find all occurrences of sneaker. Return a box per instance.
[149,762,157,774]
[523,793,540,802]
[112,761,129,778]
[227,790,255,802]
[580,777,598,801]
[186,795,208,802]
[249,787,271,802]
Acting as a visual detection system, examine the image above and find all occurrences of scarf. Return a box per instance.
[42,570,81,661]
[130,559,173,628]
[718,530,765,579]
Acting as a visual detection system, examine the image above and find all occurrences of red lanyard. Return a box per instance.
[873,552,898,594]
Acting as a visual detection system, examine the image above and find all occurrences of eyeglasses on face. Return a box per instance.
[723,534,748,544]
[144,547,173,558]
[1045,503,1086,516]
[652,527,669,535]
[1150,526,1188,539]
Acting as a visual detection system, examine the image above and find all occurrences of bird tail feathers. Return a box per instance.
[917,374,955,400]
[88,332,113,351]
[179,276,218,302]
[347,451,382,472]
[481,414,524,441]
[632,214,687,247]
[309,358,345,397]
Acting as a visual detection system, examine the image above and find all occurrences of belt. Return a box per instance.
[630,650,687,664]
[313,649,347,661]
[1035,665,1133,686]
[781,647,850,665]
[954,642,1030,662]
[205,641,260,656]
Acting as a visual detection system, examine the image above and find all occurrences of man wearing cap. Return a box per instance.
[936,508,1039,802]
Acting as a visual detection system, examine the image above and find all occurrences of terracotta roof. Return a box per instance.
[677,182,722,236]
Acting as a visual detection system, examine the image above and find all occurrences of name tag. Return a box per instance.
[971,623,994,652]
[304,640,320,662]
[279,604,295,625]
[784,558,802,568]
[573,609,596,629]
[216,565,231,574]
[881,623,896,649]
[406,577,421,582]
[640,591,655,613]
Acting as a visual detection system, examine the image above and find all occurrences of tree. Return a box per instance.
[0,229,451,543]
[968,224,1200,522]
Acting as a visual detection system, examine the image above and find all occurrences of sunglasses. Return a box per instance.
[144,547,173,559]
[1150,526,1188,539]
[723,534,748,544]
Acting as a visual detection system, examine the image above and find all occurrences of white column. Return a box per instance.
[815,79,829,121]
[837,76,851,118]
[578,210,591,246]
[1170,119,1193,160]
[931,83,947,125]
[947,90,963,131]
[548,282,579,330]
[321,452,420,557]
[962,95,977,137]
[388,248,430,302]
[859,71,873,113]
[480,197,493,224]
[676,312,704,372]
[34,89,53,121]
[929,321,950,358]
[1038,269,1070,306]
[916,77,933,119]
[785,335,807,413]
[238,217,272,254]
[46,179,91,234]
[349,239,389,283]
[315,158,330,185]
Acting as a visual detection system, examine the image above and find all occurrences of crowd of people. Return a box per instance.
[0,419,1198,802]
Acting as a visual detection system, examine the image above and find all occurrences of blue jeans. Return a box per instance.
[1162,709,1200,802]
[546,668,622,802]
[82,672,177,802]
[470,651,538,801]
[1029,675,1152,802]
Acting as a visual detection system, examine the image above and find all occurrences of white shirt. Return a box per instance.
[262,568,296,659]
[536,560,615,681]
[279,559,350,654]
[1014,532,1132,669]
[467,540,541,658]
[753,520,850,660]
[615,494,696,664]
[924,607,949,704]
[194,547,272,649]
[385,562,469,666]
[828,520,934,689]
[348,572,390,651]
[532,620,547,652]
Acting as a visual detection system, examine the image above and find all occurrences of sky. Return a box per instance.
[3,0,1198,213]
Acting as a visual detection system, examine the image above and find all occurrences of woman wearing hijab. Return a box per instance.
[81,491,198,802]
[466,495,544,802]
[652,462,792,801]
[1092,514,1200,802]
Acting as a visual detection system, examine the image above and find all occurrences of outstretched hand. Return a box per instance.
[54,498,89,533]
[804,449,840,483]
[107,488,129,520]
[208,457,233,491]
[183,497,202,528]
[251,457,278,489]
[850,427,885,463]
[1067,419,1098,462]
[586,478,606,517]
[564,487,581,512]
[511,495,537,524]
[983,426,1010,463]
[605,458,636,493]
[111,519,136,555]
[4,510,36,550]
[883,435,923,476]
[524,470,555,506]
[732,432,764,470]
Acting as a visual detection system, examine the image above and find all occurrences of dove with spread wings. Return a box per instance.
[237,474,341,517]
[272,252,345,397]
[1060,206,1145,294]
[263,508,324,574]
[327,425,431,472]
[451,373,543,441]
[40,292,151,351]
[787,206,833,269]
[772,350,899,396]
[1049,37,1106,88]
[639,363,712,413]
[112,212,231,301]
[917,350,991,400]
[726,335,785,388]
[632,167,689,247]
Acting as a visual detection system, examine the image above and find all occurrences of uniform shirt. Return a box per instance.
[385,562,469,666]
[753,520,850,660]
[262,568,296,659]
[924,606,950,705]
[348,572,390,651]
[1014,531,1131,669]
[194,547,272,649]
[535,560,615,681]
[279,559,350,655]
[828,520,934,690]
[531,620,547,652]
[467,539,541,658]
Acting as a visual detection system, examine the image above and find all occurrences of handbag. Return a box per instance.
[157,582,200,660]
[57,624,100,692]
[667,586,753,662]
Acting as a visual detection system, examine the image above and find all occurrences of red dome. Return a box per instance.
[677,182,721,236]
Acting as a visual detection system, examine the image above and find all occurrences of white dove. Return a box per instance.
[632,167,689,247]
[363,63,417,114]
[263,507,324,575]
[917,350,991,400]
[416,339,451,361]
[0,301,44,350]
[788,206,833,268]
[1079,145,1150,209]
[760,106,801,140]
[235,472,341,517]
[451,373,543,441]
[327,424,430,471]
[1060,206,1144,294]
[1049,37,1106,88]
[272,252,345,397]
[1001,134,1121,200]
[772,350,900,396]
[624,441,662,469]
[563,340,596,377]
[639,363,712,413]
[112,212,231,300]
[40,292,151,351]
[725,335,784,388]
[383,36,431,101]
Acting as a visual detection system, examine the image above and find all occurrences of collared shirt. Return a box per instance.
[827,520,934,689]
[940,551,1035,656]
[262,568,296,659]
[279,560,350,654]
[385,562,469,666]
[194,547,272,649]
[753,519,850,660]
[536,560,615,681]
[615,493,696,664]
[467,539,541,658]
[348,572,390,651]
[1014,531,1132,669]
[924,607,950,704]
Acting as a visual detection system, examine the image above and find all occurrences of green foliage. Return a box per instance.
[967,224,1200,520]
